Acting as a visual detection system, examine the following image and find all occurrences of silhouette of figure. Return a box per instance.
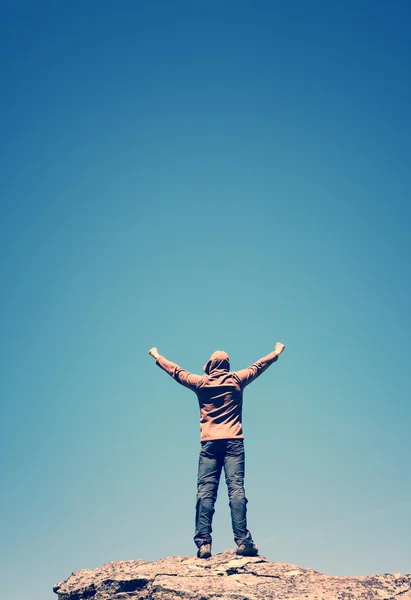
[148,343,285,558]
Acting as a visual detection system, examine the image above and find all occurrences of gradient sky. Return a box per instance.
[1,1,410,599]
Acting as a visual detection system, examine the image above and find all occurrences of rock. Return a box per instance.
[53,550,411,600]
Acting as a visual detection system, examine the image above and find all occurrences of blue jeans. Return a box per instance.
[194,438,253,548]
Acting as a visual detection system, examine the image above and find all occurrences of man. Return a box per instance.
[148,343,285,559]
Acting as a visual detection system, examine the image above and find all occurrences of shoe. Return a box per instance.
[236,542,259,556]
[197,543,212,559]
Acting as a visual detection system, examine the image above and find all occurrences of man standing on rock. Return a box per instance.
[148,343,286,559]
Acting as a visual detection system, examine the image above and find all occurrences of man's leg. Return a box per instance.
[224,439,254,547]
[194,440,223,550]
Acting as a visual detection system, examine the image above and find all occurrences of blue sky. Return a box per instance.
[0,1,410,598]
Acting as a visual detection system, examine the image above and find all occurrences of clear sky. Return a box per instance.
[0,1,410,598]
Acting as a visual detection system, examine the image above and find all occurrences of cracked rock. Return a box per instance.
[53,550,411,600]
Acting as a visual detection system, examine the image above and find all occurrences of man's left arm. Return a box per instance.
[148,347,202,390]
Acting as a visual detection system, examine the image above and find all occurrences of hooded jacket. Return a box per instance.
[156,349,278,441]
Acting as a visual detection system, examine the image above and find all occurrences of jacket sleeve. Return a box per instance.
[156,356,203,390]
[235,352,278,389]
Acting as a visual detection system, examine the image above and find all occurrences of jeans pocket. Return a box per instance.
[227,439,244,455]
[200,440,217,458]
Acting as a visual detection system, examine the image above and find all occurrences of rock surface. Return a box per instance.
[53,550,411,600]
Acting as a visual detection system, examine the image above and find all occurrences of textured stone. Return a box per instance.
[53,550,411,600]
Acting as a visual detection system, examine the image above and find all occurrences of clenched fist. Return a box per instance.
[274,342,285,356]
[148,347,160,360]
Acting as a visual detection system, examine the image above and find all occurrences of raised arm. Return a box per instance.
[148,347,203,390]
[235,343,285,388]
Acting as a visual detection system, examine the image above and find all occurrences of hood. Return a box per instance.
[203,350,230,374]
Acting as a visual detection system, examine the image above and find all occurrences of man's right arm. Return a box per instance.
[235,343,285,388]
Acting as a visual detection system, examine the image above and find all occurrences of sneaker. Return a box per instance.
[236,542,259,556]
[197,543,212,559]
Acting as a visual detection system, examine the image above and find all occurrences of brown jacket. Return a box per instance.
[156,350,278,441]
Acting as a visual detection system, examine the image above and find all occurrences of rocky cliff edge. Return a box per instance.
[53,550,411,600]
